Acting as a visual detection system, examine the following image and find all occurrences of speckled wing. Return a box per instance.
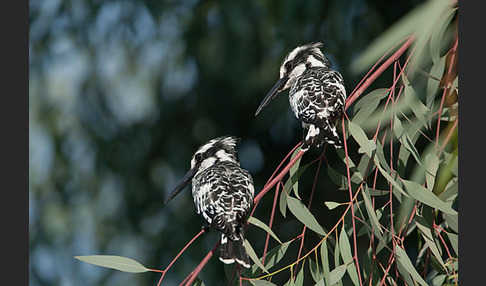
[289,67,346,125]
[192,161,254,238]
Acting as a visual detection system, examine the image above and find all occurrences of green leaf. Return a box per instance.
[416,219,446,269]
[443,213,458,233]
[430,274,447,286]
[243,239,269,274]
[446,232,458,255]
[260,241,291,271]
[329,264,348,285]
[74,255,149,273]
[348,121,376,157]
[393,117,422,165]
[429,8,457,63]
[402,179,457,215]
[320,240,331,286]
[352,89,389,122]
[373,157,408,199]
[248,216,282,244]
[289,146,303,199]
[362,186,384,238]
[309,258,322,283]
[324,201,343,210]
[424,152,440,192]
[250,280,278,286]
[287,196,326,236]
[280,161,312,217]
[333,238,343,286]
[294,265,304,286]
[395,245,428,286]
[339,227,359,286]
[280,188,288,217]
[427,55,446,109]
[351,0,448,72]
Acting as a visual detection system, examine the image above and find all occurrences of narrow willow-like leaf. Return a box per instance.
[352,88,389,122]
[329,264,348,285]
[309,258,322,283]
[250,280,278,286]
[245,241,291,275]
[243,239,268,274]
[287,196,326,236]
[374,157,408,199]
[248,216,282,244]
[395,245,428,286]
[74,255,149,273]
[351,0,443,72]
[280,161,312,217]
[427,55,446,109]
[416,220,446,269]
[443,213,458,233]
[402,179,457,215]
[446,232,458,255]
[393,117,422,165]
[424,152,440,192]
[348,121,376,157]
[279,188,288,218]
[289,146,303,199]
[333,237,343,286]
[429,7,457,63]
[320,240,331,286]
[294,265,304,286]
[339,227,359,286]
[362,187,384,238]
[324,201,342,210]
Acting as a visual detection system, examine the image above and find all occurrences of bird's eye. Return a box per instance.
[195,153,203,162]
[285,62,292,70]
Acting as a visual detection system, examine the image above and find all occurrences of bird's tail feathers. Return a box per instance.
[219,233,251,268]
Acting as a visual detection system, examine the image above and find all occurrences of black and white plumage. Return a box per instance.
[165,136,254,268]
[255,42,346,151]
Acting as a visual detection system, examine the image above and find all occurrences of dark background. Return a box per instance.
[29,0,422,285]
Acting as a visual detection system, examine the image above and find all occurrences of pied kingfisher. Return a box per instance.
[165,136,254,268]
[255,42,346,151]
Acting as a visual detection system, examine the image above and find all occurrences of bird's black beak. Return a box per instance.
[165,167,197,204]
[255,77,288,116]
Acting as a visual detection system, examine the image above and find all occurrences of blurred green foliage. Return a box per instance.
[29,0,426,285]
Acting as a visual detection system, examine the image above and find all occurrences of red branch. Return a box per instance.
[156,229,206,285]
[342,118,363,286]
[345,36,415,111]
[182,242,220,286]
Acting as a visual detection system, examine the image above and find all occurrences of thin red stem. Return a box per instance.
[345,36,415,111]
[157,229,206,286]
[183,242,220,286]
[262,182,281,264]
[342,118,363,286]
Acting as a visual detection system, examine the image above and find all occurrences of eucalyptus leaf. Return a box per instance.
[395,246,429,286]
[402,179,457,215]
[329,264,348,286]
[243,239,269,274]
[352,88,389,122]
[339,227,359,286]
[74,255,149,273]
[248,216,282,244]
[348,121,376,157]
[324,201,343,210]
[320,240,331,286]
[287,196,327,236]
